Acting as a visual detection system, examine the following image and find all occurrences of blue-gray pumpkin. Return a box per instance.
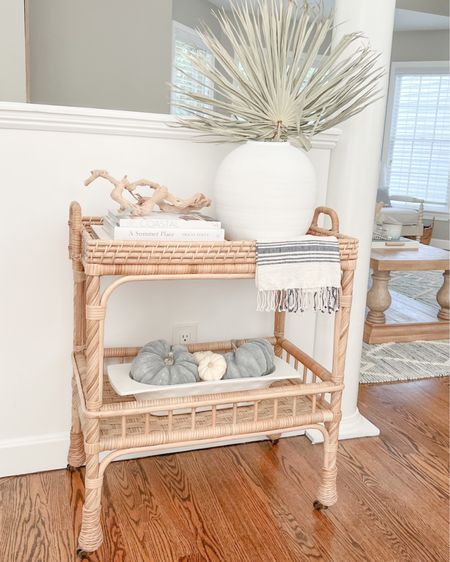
[223,339,275,379]
[130,340,199,385]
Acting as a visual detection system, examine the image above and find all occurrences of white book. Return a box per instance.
[93,224,225,242]
[107,210,221,230]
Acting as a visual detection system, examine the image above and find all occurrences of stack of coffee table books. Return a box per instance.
[371,236,419,250]
[92,210,225,242]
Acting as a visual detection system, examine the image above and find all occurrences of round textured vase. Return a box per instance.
[213,141,317,240]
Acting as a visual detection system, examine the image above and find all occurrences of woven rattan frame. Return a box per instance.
[68,202,357,555]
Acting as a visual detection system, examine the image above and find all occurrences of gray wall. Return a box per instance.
[29,0,173,113]
[391,29,449,61]
[0,0,27,102]
[173,0,221,36]
[396,0,449,17]
[27,0,223,113]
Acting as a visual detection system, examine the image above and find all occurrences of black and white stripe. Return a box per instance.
[255,237,341,314]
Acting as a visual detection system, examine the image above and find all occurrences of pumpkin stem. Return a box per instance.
[164,352,175,366]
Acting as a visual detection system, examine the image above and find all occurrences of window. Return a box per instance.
[381,62,450,212]
[171,22,214,117]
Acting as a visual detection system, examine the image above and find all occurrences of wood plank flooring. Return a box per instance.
[0,378,448,562]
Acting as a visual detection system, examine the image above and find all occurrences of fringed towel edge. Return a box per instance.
[257,287,340,313]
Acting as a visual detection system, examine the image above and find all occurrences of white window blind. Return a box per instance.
[171,23,214,117]
[383,63,450,210]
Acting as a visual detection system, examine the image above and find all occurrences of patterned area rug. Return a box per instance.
[389,270,442,310]
[360,270,449,384]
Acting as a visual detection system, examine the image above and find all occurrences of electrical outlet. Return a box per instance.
[173,323,198,345]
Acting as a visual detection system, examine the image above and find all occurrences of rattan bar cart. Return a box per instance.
[67,202,358,557]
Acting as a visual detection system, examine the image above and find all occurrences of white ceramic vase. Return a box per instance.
[213,141,317,240]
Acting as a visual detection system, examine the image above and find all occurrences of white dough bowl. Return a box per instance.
[107,356,301,416]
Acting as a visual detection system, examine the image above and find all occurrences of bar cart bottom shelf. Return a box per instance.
[70,339,344,555]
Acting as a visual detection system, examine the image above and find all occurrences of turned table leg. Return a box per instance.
[437,270,450,321]
[366,270,391,324]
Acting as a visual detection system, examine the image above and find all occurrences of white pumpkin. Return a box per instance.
[198,353,227,381]
[193,350,214,363]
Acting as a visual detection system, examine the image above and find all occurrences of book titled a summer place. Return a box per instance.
[107,210,221,230]
[92,224,225,242]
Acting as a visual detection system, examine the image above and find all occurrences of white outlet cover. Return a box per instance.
[172,323,198,344]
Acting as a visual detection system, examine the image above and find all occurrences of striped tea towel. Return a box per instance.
[256,236,341,313]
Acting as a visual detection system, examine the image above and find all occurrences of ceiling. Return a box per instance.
[208,1,450,31]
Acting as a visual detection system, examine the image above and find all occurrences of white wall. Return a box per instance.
[0,0,27,102]
[0,103,338,476]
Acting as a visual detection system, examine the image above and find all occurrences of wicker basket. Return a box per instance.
[405,221,434,245]
[67,202,358,556]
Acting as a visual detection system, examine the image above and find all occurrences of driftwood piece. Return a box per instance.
[84,170,138,213]
[84,170,211,216]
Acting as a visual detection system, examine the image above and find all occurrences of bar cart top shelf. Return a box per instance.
[70,203,358,276]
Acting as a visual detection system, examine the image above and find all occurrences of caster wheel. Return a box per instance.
[76,548,90,559]
[313,500,328,511]
[66,464,77,472]
[270,439,280,446]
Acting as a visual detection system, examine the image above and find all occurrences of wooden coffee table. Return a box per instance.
[364,244,449,344]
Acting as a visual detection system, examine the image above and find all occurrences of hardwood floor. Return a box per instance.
[0,378,448,562]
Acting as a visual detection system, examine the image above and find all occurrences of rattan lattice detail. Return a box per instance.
[79,217,358,272]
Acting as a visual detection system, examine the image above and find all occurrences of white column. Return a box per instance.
[309,0,396,442]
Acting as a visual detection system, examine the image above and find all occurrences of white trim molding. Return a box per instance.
[0,432,70,477]
[0,102,342,149]
[306,409,380,444]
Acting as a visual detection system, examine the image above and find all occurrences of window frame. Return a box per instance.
[170,21,214,116]
[381,60,450,218]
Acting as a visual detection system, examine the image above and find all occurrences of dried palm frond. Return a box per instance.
[171,0,383,150]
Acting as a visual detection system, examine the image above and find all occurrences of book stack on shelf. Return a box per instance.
[371,237,419,250]
[92,210,225,242]
[372,227,419,250]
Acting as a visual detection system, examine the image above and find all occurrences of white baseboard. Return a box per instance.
[305,409,380,444]
[0,409,381,477]
[0,432,70,477]
[1,407,382,477]
[0,429,307,478]
[431,238,450,250]
[0,409,382,477]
